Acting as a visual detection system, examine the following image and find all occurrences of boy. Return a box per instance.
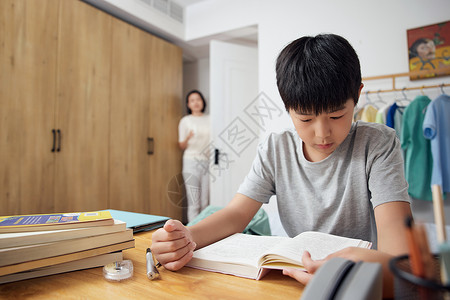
[151,34,411,298]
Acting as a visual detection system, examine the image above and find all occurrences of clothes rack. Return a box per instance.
[362,66,450,94]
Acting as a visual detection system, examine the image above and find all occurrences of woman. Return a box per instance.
[178,90,210,222]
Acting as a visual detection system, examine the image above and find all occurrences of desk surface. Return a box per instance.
[0,231,304,299]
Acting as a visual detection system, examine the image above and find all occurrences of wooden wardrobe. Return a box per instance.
[0,0,183,220]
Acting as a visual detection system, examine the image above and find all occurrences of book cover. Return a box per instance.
[0,220,126,249]
[0,252,123,284]
[105,209,169,233]
[0,211,114,233]
[0,240,134,276]
[187,231,372,280]
[0,229,133,267]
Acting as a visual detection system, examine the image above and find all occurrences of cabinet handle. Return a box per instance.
[147,137,154,155]
[214,148,219,165]
[51,129,56,152]
[57,129,61,152]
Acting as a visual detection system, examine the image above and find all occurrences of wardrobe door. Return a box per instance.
[109,17,151,213]
[0,0,59,215]
[54,0,112,212]
[148,38,183,220]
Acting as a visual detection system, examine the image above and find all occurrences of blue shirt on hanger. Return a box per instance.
[386,102,397,128]
[423,94,450,193]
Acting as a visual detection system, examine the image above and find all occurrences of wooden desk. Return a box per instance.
[0,231,304,299]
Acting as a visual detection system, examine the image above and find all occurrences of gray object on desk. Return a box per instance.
[301,257,382,300]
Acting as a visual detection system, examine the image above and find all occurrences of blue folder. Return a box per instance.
[105,209,169,233]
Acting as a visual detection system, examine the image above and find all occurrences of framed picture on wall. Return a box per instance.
[407,20,450,80]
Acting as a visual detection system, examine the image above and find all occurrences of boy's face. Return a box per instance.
[289,98,355,162]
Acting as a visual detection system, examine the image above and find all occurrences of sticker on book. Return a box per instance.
[83,212,99,217]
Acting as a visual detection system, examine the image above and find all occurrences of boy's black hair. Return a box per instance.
[276,34,361,115]
[186,90,207,114]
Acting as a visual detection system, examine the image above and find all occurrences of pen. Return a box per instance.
[146,248,160,280]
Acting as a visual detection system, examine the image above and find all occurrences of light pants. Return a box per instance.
[182,157,210,223]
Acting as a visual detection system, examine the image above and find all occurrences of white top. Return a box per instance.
[178,114,210,160]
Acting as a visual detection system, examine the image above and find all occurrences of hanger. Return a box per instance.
[441,83,447,95]
[395,87,411,106]
[376,90,388,106]
[420,86,425,96]
[364,91,379,109]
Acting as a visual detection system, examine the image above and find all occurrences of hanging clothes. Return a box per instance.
[423,94,450,193]
[375,103,391,124]
[360,104,378,122]
[401,95,433,200]
[393,106,406,138]
[386,102,406,138]
[386,102,398,128]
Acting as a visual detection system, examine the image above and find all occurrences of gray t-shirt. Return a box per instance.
[237,121,410,248]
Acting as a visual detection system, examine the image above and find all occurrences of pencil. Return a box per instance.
[415,223,434,280]
[404,216,425,278]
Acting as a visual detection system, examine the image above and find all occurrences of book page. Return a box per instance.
[192,233,287,267]
[260,231,368,266]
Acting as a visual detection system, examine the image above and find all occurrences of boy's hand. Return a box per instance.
[282,251,325,285]
[150,219,197,271]
[282,248,362,284]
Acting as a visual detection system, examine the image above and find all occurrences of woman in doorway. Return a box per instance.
[178,90,211,223]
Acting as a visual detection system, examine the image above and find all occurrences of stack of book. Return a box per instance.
[0,211,134,284]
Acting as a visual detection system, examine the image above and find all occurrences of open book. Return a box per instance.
[186,231,372,280]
